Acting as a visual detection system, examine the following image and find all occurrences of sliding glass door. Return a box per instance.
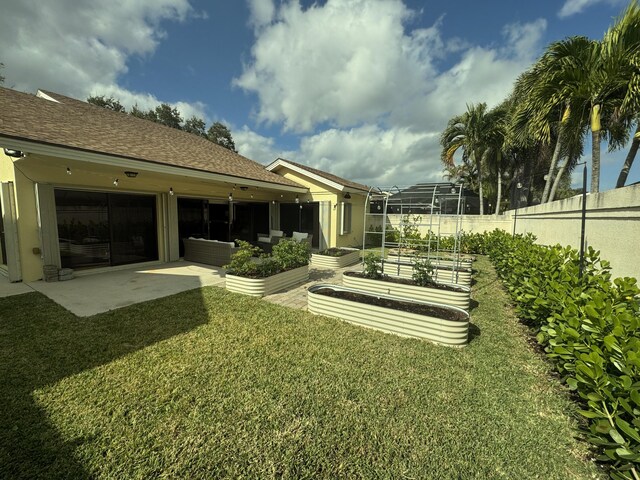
[55,189,158,270]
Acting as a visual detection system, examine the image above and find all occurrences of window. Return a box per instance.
[340,202,352,235]
[55,189,158,269]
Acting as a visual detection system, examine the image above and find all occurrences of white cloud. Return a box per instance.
[558,0,625,18]
[235,0,548,186]
[234,126,295,164]
[0,0,207,120]
[297,125,442,186]
[234,0,443,133]
[248,0,276,29]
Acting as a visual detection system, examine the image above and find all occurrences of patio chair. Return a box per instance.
[256,229,284,253]
[292,231,313,246]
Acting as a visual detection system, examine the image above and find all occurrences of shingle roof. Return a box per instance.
[273,158,370,192]
[0,87,301,188]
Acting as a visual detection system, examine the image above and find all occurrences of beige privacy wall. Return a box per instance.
[379,183,639,280]
[514,184,640,280]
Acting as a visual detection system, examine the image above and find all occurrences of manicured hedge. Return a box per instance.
[472,230,640,479]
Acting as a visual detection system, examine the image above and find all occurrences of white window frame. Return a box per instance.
[340,202,352,235]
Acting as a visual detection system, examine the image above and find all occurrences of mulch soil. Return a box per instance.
[345,271,466,293]
[315,288,467,321]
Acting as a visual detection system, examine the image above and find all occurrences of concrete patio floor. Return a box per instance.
[19,261,361,317]
[0,275,34,298]
[27,262,226,317]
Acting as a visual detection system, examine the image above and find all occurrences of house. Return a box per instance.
[0,87,367,282]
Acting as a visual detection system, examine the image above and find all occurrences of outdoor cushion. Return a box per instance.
[292,231,308,241]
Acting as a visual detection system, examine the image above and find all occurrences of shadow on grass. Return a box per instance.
[468,299,480,311]
[0,287,210,479]
[467,323,481,344]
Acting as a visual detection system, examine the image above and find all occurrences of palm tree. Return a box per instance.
[510,37,593,201]
[441,103,504,215]
[616,122,640,187]
[580,0,640,192]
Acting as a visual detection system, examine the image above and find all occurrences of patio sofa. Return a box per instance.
[183,237,239,267]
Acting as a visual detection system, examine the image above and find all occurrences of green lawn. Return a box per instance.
[0,258,602,479]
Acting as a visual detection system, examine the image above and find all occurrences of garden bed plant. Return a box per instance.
[225,240,311,296]
[343,254,471,309]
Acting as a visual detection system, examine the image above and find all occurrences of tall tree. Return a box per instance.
[207,122,237,152]
[87,95,125,112]
[129,104,158,122]
[154,103,183,129]
[441,103,502,215]
[616,123,640,187]
[510,37,593,202]
[0,62,4,84]
[184,116,207,137]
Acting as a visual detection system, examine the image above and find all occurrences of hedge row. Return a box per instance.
[474,230,640,479]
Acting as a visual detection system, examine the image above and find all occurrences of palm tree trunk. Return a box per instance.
[591,104,601,194]
[495,152,502,216]
[615,124,640,188]
[475,153,484,215]
[541,133,562,203]
[548,159,567,202]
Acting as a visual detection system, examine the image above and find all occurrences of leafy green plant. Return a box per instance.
[224,241,262,277]
[225,239,310,278]
[412,257,434,286]
[363,253,383,279]
[481,228,640,479]
[272,238,311,271]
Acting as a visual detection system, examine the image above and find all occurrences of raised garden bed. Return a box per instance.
[308,284,469,346]
[226,264,309,297]
[390,255,472,270]
[342,271,471,310]
[382,260,472,286]
[311,248,361,268]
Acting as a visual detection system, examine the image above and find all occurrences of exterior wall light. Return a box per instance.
[169,187,174,196]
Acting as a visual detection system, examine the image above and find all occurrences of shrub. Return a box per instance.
[363,253,383,279]
[224,241,262,277]
[272,238,311,271]
[412,256,434,286]
[482,229,640,479]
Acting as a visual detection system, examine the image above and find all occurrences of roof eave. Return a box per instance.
[1,136,308,193]
[266,158,345,192]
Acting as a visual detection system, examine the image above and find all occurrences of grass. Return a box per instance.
[0,257,602,479]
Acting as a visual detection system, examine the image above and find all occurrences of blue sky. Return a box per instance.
[1,0,637,190]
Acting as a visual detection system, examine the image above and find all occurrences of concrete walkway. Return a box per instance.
[263,265,358,310]
[27,262,225,317]
[0,275,34,298]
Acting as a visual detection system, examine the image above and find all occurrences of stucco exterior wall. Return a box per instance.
[277,169,366,248]
[515,185,640,280]
[381,213,514,237]
[1,151,303,281]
